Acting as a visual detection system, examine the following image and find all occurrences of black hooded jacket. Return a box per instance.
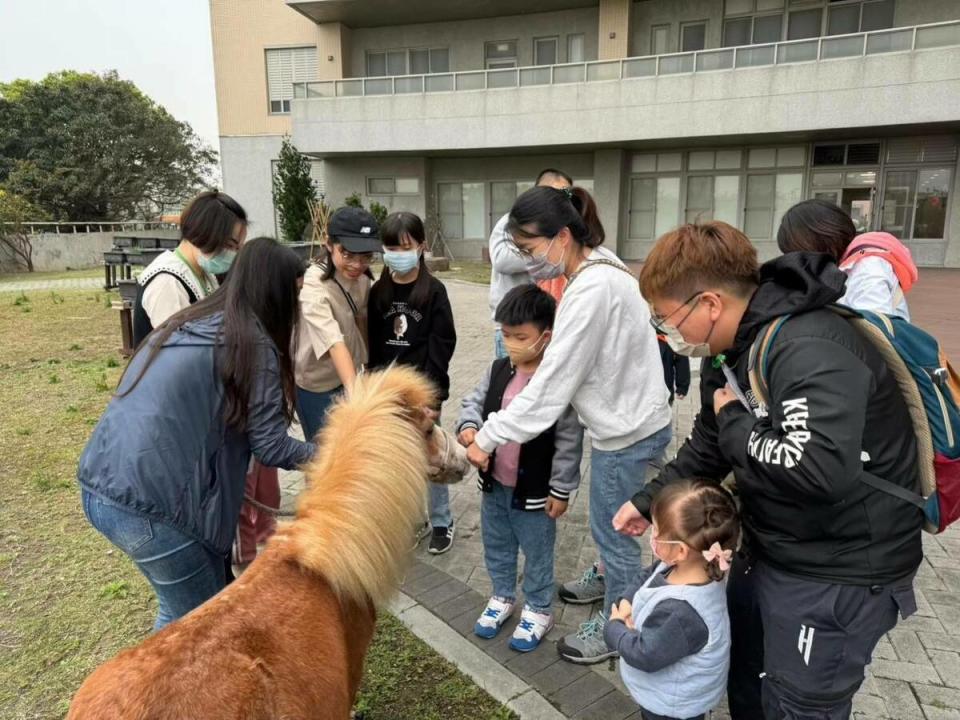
[633,252,923,585]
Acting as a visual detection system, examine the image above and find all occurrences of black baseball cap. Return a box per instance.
[327,207,380,253]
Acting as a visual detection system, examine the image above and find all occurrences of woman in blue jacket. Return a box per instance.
[78,237,316,629]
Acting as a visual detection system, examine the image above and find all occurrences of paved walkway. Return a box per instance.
[277,279,960,720]
[0,277,103,292]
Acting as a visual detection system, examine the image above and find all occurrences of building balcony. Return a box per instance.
[286,0,597,27]
[291,20,960,156]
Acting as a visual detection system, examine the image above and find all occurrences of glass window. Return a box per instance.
[845,171,877,187]
[812,171,844,187]
[686,176,715,223]
[757,0,784,10]
[658,153,682,172]
[777,146,805,167]
[367,178,396,194]
[749,148,777,168]
[716,149,743,169]
[861,0,895,32]
[827,4,860,36]
[715,175,741,225]
[632,154,657,173]
[535,37,558,65]
[491,182,518,220]
[367,52,387,77]
[430,48,450,73]
[567,34,585,62]
[409,49,429,75]
[395,177,420,194]
[485,40,518,69]
[681,22,707,52]
[266,46,318,113]
[438,183,464,239]
[651,24,671,54]
[813,144,846,166]
[462,183,485,238]
[745,174,775,238]
[787,8,822,40]
[629,178,657,238]
[754,14,783,43]
[847,143,881,165]
[723,17,752,47]
[914,168,951,239]
[655,178,681,237]
[881,170,917,239]
[689,151,716,171]
[774,173,803,236]
[386,51,406,75]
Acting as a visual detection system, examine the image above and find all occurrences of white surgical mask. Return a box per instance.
[525,237,565,280]
[662,323,713,358]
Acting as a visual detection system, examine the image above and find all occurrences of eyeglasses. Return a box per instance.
[336,246,374,265]
[649,291,704,334]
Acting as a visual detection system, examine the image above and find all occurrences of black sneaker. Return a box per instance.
[428,524,455,554]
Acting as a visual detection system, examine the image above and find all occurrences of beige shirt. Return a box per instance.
[295,264,370,392]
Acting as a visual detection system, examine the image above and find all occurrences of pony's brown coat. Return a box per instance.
[67,367,437,720]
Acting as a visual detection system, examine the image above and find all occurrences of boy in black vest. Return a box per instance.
[457,285,584,652]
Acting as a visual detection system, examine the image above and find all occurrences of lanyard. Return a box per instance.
[720,363,752,411]
[174,248,212,296]
[332,276,360,321]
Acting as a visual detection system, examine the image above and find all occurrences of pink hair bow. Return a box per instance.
[702,543,732,572]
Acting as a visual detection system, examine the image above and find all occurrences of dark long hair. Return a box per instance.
[507,186,605,248]
[370,211,433,314]
[776,199,856,261]
[179,190,248,255]
[118,237,305,430]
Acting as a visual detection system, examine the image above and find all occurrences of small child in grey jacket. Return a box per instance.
[605,480,740,720]
[457,284,583,653]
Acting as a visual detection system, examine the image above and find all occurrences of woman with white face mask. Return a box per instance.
[133,190,247,348]
[367,211,458,554]
[464,185,672,665]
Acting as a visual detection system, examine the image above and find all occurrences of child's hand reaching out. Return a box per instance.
[609,599,635,629]
[457,428,477,447]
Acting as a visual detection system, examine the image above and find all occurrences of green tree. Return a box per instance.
[0,71,216,221]
[0,188,48,271]
[272,136,316,243]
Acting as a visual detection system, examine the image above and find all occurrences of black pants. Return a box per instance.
[727,557,917,720]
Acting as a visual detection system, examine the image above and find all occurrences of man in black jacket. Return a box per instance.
[613,221,923,720]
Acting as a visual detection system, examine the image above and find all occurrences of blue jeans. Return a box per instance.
[589,425,671,612]
[494,327,507,360]
[481,482,556,613]
[429,481,452,528]
[82,490,225,630]
[296,385,342,441]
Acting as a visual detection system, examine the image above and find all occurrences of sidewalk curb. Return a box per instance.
[388,591,566,720]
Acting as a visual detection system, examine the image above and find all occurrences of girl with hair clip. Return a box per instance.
[464,185,673,663]
[605,480,740,720]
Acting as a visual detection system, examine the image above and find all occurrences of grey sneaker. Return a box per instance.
[558,562,605,604]
[557,613,617,664]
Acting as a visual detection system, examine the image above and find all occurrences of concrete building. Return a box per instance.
[210,0,960,266]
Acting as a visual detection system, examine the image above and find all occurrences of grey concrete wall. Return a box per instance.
[0,231,174,273]
[630,0,723,56]
[220,134,285,238]
[347,8,600,75]
[323,155,429,216]
[293,47,960,154]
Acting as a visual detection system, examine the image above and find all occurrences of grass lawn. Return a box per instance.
[0,287,514,720]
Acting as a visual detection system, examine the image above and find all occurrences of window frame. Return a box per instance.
[680,20,709,52]
[265,45,317,116]
[534,36,560,66]
[365,46,451,77]
[365,176,421,196]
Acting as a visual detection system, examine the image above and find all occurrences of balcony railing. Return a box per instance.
[294,19,960,100]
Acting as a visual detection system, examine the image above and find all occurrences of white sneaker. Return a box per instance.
[473,596,516,639]
[509,606,554,652]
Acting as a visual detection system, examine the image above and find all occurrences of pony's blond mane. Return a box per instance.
[279,366,437,607]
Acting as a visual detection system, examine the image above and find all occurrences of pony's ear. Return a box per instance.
[402,405,437,437]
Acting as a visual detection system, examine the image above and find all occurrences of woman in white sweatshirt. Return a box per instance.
[466,185,672,664]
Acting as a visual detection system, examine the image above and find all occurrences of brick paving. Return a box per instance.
[269,277,960,719]
[0,277,102,292]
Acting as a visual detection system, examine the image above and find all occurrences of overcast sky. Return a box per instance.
[0,0,221,157]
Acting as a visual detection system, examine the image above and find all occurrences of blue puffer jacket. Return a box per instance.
[78,312,316,555]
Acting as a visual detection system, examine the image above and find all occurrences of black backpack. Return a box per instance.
[132,271,199,349]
